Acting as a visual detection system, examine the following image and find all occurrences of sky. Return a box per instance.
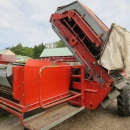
[0,0,130,49]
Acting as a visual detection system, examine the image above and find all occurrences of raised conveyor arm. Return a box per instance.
[50,1,112,86]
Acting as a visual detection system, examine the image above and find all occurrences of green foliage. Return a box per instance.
[20,47,34,57]
[54,40,66,48]
[10,43,22,55]
[8,43,45,59]
[10,43,34,58]
[6,40,65,59]
[33,43,45,59]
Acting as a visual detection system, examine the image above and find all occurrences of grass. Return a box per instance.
[0,115,14,122]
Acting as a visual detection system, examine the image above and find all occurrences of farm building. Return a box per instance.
[0,49,16,62]
[40,47,78,65]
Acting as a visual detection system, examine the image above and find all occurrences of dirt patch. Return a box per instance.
[0,100,130,130]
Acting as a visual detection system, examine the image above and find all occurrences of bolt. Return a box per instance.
[93,62,96,65]
[96,43,100,47]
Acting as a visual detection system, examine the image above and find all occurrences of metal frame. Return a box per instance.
[55,1,109,41]
[50,10,113,83]
[50,7,113,110]
[0,63,85,128]
[0,1,116,129]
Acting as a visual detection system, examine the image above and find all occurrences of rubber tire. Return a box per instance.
[117,82,130,116]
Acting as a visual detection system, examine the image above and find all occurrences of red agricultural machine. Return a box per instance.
[0,1,130,130]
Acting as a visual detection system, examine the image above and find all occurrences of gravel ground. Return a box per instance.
[0,100,130,130]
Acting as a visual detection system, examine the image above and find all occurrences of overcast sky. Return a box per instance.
[0,0,130,49]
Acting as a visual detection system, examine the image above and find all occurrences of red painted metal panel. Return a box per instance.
[23,66,40,105]
[72,82,81,90]
[0,61,10,64]
[39,66,71,100]
[12,66,20,100]
[18,60,72,106]
[84,80,112,110]
[19,67,25,105]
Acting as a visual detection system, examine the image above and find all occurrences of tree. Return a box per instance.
[33,43,45,59]
[54,40,66,48]
[9,43,34,58]
[10,43,22,55]
[20,47,34,57]
[5,40,65,59]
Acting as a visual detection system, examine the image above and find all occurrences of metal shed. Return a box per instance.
[40,47,77,62]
